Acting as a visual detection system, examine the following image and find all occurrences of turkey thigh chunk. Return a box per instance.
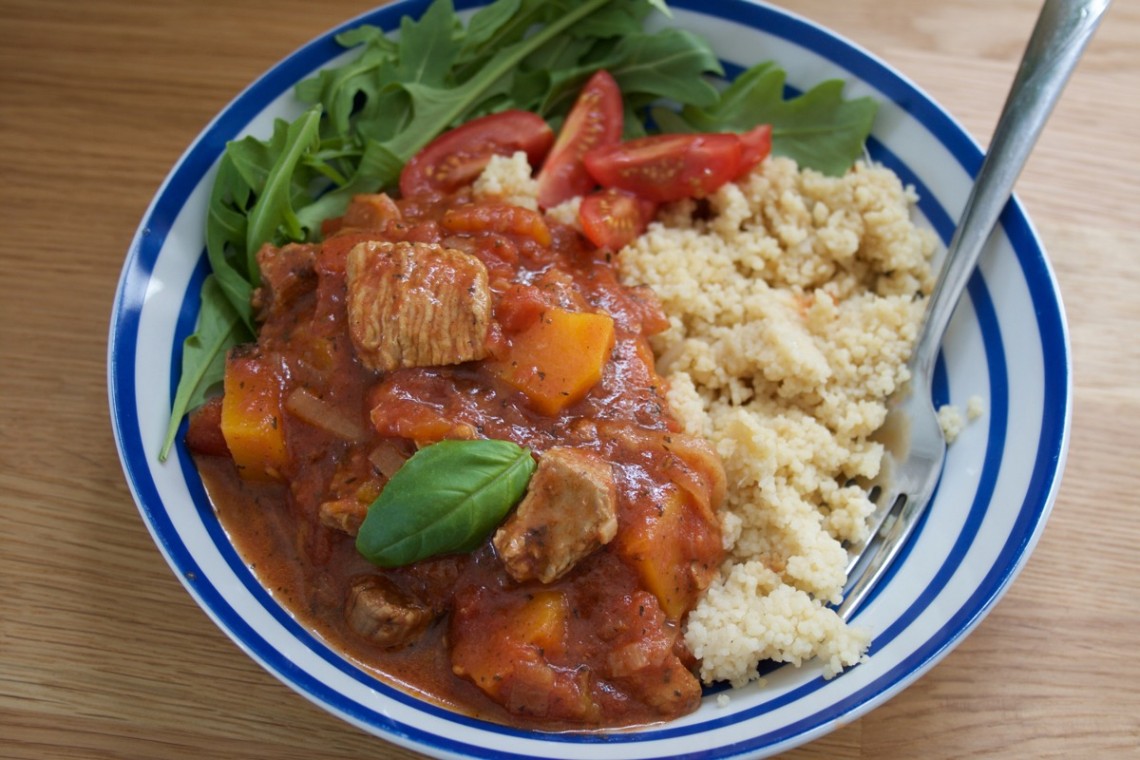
[345,241,491,372]
[493,447,618,584]
[346,575,434,649]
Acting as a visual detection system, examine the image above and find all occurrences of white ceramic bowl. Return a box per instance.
[108,0,1071,757]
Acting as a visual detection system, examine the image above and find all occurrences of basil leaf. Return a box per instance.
[356,440,536,567]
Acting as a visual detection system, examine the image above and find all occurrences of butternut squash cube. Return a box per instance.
[451,590,569,689]
[450,588,596,721]
[220,352,287,481]
[490,308,615,415]
[511,590,569,654]
[617,491,692,621]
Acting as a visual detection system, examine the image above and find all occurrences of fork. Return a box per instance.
[837,0,1110,621]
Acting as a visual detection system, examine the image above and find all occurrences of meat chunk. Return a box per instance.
[493,447,618,583]
[345,241,491,372]
[345,575,434,649]
[318,498,368,536]
[252,242,318,319]
[604,591,701,717]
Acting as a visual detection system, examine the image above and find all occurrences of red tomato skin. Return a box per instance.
[399,110,554,198]
[737,124,773,178]
[578,188,657,251]
[583,133,743,203]
[535,70,624,210]
[186,396,230,457]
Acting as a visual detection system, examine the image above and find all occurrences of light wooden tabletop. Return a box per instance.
[2,0,1137,757]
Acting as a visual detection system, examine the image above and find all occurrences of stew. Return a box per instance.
[188,182,726,728]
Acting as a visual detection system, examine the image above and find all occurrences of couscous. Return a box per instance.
[620,157,936,686]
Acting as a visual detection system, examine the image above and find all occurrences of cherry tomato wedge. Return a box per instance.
[399,110,554,198]
[583,132,743,203]
[736,123,773,179]
[579,188,657,251]
[535,70,624,210]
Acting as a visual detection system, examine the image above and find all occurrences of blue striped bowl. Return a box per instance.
[108,1,1070,756]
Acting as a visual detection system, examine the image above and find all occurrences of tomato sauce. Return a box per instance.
[192,186,725,729]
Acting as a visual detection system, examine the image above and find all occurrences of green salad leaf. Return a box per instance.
[158,275,251,460]
[656,60,878,176]
[356,440,536,567]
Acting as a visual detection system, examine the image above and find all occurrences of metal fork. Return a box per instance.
[838,0,1110,621]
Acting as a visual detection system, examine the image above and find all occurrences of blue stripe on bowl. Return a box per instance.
[108,0,1070,757]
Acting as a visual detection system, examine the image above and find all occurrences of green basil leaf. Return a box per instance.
[356,439,536,567]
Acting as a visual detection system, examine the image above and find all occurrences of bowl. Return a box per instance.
[108,0,1071,756]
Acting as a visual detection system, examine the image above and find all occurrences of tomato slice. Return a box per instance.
[736,123,773,178]
[583,133,743,203]
[579,188,657,250]
[399,110,554,198]
[535,70,624,210]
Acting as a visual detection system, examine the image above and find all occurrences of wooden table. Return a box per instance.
[2,0,1137,757]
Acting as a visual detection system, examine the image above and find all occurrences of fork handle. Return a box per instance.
[910,0,1110,385]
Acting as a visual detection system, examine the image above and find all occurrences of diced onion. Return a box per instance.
[285,387,368,442]
[369,441,409,479]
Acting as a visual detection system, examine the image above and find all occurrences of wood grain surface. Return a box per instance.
[2,0,1137,757]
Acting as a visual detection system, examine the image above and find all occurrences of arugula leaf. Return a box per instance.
[295,28,398,138]
[460,0,523,55]
[356,439,536,566]
[295,139,404,236]
[455,0,547,70]
[382,0,613,162]
[564,0,654,38]
[204,106,325,328]
[158,275,251,461]
[668,61,878,176]
[203,155,255,328]
[393,0,461,88]
[606,29,722,108]
[243,108,323,276]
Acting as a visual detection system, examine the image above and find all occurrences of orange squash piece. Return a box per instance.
[452,590,569,689]
[489,307,615,415]
[617,491,693,621]
[220,352,288,481]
